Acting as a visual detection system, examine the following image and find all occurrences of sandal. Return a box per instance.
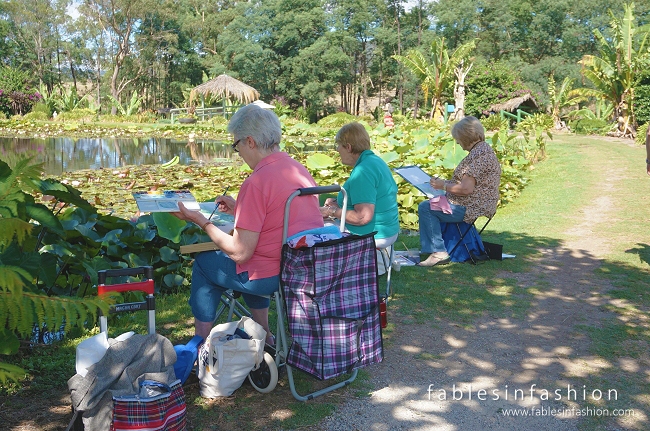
[418,253,451,267]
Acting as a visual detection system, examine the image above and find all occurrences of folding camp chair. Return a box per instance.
[274,185,383,401]
[378,245,395,298]
[446,213,494,264]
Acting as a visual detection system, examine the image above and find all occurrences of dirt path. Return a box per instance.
[318,146,646,430]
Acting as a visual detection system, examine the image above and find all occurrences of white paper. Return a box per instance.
[394,166,445,198]
[132,190,201,212]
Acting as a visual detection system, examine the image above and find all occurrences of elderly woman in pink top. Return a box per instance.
[173,104,323,343]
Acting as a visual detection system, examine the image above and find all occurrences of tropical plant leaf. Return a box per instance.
[25,203,65,237]
[0,361,25,384]
[153,212,187,243]
[305,153,336,169]
[0,328,20,355]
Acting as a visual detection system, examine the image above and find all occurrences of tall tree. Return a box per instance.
[393,37,475,120]
[78,0,175,113]
[577,3,650,135]
[547,74,584,129]
[4,0,69,86]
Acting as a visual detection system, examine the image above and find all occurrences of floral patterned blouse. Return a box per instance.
[446,141,501,223]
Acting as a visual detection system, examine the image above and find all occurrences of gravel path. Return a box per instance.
[317,151,639,431]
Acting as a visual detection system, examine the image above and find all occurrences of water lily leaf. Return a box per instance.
[378,151,399,164]
[163,273,186,288]
[398,193,417,208]
[96,229,124,246]
[441,141,466,169]
[37,253,59,288]
[124,252,149,268]
[401,212,419,227]
[82,256,114,287]
[159,246,179,263]
[305,153,335,169]
[40,243,76,257]
[153,212,187,243]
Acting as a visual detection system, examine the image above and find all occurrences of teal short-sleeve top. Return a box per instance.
[337,150,400,238]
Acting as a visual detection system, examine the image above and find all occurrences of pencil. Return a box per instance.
[208,186,229,220]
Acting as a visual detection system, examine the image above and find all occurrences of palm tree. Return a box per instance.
[393,38,475,121]
[577,3,650,137]
[547,74,585,130]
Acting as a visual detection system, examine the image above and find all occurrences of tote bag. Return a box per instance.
[197,316,266,398]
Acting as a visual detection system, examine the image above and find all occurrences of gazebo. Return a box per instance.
[191,74,260,106]
[488,93,538,113]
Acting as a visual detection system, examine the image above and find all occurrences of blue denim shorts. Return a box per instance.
[189,251,279,323]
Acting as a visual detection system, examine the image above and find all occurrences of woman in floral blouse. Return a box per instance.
[418,116,501,266]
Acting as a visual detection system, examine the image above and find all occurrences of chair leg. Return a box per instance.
[378,246,394,298]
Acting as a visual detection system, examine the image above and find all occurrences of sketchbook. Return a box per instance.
[132,190,201,212]
[394,165,445,198]
[198,202,235,232]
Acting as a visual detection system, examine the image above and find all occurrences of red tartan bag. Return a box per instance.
[110,379,187,431]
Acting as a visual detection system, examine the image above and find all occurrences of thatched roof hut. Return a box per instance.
[489,93,538,113]
[191,74,260,104]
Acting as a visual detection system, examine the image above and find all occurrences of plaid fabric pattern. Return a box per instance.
[281,232,383,380]
[111,380,187,431]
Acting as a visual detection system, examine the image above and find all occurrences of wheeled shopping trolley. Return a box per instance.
[210,185,385,400]
[97,266,157,335]
[274,185,384,401]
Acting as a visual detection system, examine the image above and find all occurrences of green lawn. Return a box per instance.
[4,132,650,430]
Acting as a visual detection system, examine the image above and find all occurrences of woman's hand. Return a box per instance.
[319,204,339,219]
[215,195,236,215]
[430,177,445,190]
[324,197,337,206]
[171,202,209,228]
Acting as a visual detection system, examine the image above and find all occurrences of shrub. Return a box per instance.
[465,60,533,118]
[482,115,509,131]
[635,123,648,146]
[209,116,228,126]
[634,84,650,126]
[22,111,48,121]
[515,113,554,133]
[317,112,359,128]
[55,108,97,122]
[30,102,52,118]
[569,118,612,134]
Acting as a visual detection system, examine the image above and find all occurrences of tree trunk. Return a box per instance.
[452,61,472,121]
[67,50,77,92]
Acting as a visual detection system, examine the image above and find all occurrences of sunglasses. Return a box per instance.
[232,138,243,153]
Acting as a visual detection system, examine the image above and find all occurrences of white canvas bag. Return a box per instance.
[198,316,266,398]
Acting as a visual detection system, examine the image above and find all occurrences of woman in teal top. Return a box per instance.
[319,122,400,249]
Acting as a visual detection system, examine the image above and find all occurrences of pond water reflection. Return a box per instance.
[0,136,234,176]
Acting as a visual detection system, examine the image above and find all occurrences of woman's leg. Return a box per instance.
[190,251,279,341]
[418,200,466,254]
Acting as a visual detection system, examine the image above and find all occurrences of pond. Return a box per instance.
[0,136,235,176]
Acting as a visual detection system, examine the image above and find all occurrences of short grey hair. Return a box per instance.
[228,104,282,151]
[451,116,485,147]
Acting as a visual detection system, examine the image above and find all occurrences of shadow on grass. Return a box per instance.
[369,231,650,431]
[3,232,648,431]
